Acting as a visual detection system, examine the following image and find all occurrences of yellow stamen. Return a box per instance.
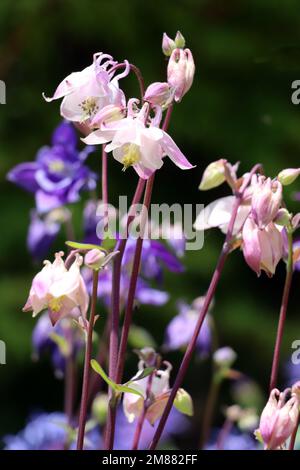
[121,144,141,171]
[49,160,65,173]
[79,97,99,118]
[49,296,64,313]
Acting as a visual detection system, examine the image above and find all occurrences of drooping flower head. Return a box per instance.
[23,251,89,325]
[43,53,128,125]
[7,121,96,213]
[83,101,194,179]
[256,387,300,449]
[251,176,282,229]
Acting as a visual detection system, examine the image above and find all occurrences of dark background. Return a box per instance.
[0,0,300,445]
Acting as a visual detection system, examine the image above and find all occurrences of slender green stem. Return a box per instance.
[269,230,294,392]
[76,270,99,450]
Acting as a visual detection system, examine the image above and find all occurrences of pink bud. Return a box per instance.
[257,388,299,449]
[162,33,176,57]
[167,48,195,102]
[84,249,106,270]
[251,177,282,229]
[144,82,173,108]
[242,218,283,277]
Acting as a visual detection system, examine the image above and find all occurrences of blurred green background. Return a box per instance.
[1,0,300,446]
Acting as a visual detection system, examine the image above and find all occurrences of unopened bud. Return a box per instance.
[92,393,109,424]
[144,82,173,108]
[213,346,237,368]
[84,249,105,270]
[199,159,226,191]
[91,104,124,127]
[162,33,176,57]
[274,208,291,226]
[278,168,300,186]
[174,31,185,48]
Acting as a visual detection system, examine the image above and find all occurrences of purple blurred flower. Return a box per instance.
[293,239,300,271]
[205,427,259,450]
[284,360,300,387]
[7,121,96,213]
[164,297,212,357]
[4,412,100,450]
[114,407,190,450]
[32,312,84,377]
[83,267,169,310]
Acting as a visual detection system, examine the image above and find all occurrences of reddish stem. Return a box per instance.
[76,270,99,450]
[269,231,294,392]
[148,164,262,450]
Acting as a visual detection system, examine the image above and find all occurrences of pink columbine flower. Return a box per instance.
[43,53,128,124]
[242,217,283,277]
[167,48,195,102]
[82,102,194,179]
[23,251,89,325]
[123,363,172,425]
[257,388,299,449]
[251,176,282,229]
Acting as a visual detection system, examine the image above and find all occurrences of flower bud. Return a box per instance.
[213,346,237,368]
[274,208,291,226]
[84,248,106,270]
[167,48,195,102]
[199,159,226,191]
[257,388,299,449]
[92,393,109,425]
[278,168,300,186]
[144,82,173,108]
[174,31,185,48]
[251,177,282,229]
[162,33,176,57]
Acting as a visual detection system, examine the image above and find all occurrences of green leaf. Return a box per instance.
[128,324,157,349]
[174,388,194,416]
[66,241,107,253]
[90,359,144,398]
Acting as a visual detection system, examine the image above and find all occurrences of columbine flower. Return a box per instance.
[23,251,89,325]
[27,207,71,261]
[164,297,212,357]
[167,48,195,102]
[83,102,194,179]
[251,176,282,229]
[123,362,172,425]
[43,53,128,124]
[242,217,283,277]
[7,121,96,213]
[256,388,300,450]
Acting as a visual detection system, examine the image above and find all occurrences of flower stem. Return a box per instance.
[104,178,145,450]
[148,164,261,450]
[132,373,154,450]
[115,174,155,384]
[76,269,99,450]
[269,230,294,392]
[199,375,221,448]
[101,145,108,205]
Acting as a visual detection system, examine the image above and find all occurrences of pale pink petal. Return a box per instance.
[160,131,195,170]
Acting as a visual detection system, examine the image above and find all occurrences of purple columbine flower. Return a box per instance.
[7,121,96,213]
[4,412,101,450]
[164,297,212,357]
[284,360,300,387]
